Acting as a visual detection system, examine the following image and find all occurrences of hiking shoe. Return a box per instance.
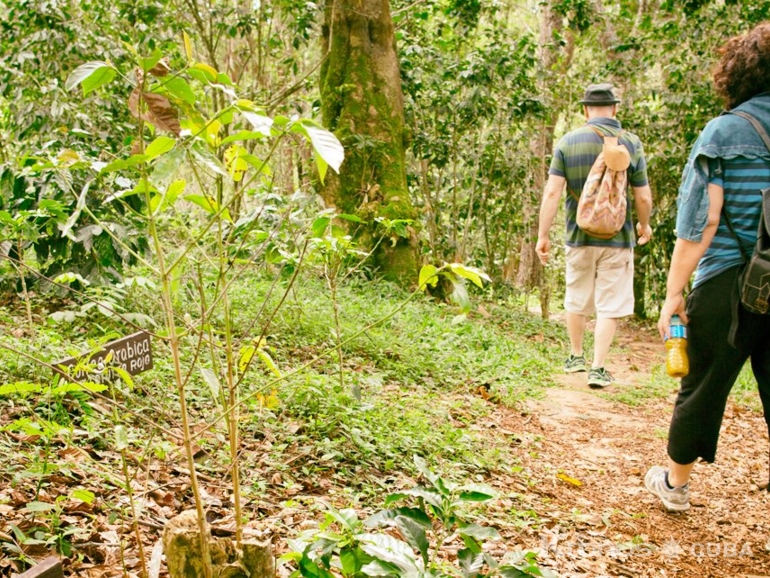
[644,465,690,512]
[587,367,613,388]
[564,354,587,373]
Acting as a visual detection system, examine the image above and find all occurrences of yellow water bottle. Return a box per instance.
[665,314,689,378]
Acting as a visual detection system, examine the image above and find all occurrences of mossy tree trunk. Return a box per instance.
[320,0,418,284]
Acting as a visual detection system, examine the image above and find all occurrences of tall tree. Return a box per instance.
[320,0,418,283]
[513,0,575,317]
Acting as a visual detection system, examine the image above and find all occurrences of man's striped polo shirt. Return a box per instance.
[549,117,649,248]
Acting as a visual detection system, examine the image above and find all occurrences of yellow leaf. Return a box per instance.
[192,62,218,81]
[57,149,80,166]
[257,389,280,410]
[206,119,222,147]
[557,473,583,487]
[183,31,193,62]
[224,145,249,182]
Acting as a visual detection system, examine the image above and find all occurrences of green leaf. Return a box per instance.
[459,523,501,542]
[191,62,218,82]
[71,489,95,504]
[316,156,329,184]
[299,556,335,578]
[394,515,429,565]
[292,119,344,176]
[183,31,193,61]
[356,533,421,574]
[190,144,229,177]
[109,180,158,205]
[418,265,439,290]
[412,455,442,488]
[166,179,186,203]
[58,181,90,239]
[256,349,281,377]
[365,507,432,529]
[140,48,163,72]
[101,154,148,173]
[220,130,269,146]
[340,548,371,576]
[240,154,271,175]
[326,508,360,533]
[216,72,234,86]
[398,487,443,510]
[311,217,330,238]
[458,484,498,502]
[152,147,185,188]
[337,213,364,223]
[498,566,535,578]
[359,560,402,577]
[447,274,471,313]
[184,194,232,221]
[458,548,485,578]
[65,61,115,94]
[114,425,129,451]
[82,67,117,95]
[144,136,176,161]
[112,367,135,389]
[200,368,221,399]
[447,263,491,288]
[241,110,274,136]
[163,77,196,105]
[24,501,56,513]
[151,179,186,213]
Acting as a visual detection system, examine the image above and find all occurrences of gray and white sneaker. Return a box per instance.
[587,367,613,388]
[564,354,587,373]
[645,465,690,512]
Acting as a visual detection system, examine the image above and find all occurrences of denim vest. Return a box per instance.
[676,94,770,245]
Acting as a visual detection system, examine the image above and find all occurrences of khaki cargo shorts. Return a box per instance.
[564,246,634,318]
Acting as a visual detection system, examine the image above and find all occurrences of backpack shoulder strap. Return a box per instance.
[587,125,626,140]
[730,110,770,153]
[721,110,770,261]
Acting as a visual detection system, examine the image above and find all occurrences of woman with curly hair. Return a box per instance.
[645,22,770,512]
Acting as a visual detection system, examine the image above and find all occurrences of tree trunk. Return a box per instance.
[320,0,418,284]
[514,0,573,317]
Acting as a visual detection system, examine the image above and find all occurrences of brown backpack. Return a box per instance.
[572,126,631,240]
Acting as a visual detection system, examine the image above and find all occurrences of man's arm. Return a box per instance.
[632,184,653,245]
[535,174,566,264]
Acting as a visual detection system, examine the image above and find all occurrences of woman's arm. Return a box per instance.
[657,182,724,339]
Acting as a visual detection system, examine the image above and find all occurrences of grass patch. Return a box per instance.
[730,362,763,412]
[603,364,677,407]
[1,271,568,499]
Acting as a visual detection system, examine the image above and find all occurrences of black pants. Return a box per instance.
[668,266,770,465]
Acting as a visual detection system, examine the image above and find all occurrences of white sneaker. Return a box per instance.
[644,465,690,512]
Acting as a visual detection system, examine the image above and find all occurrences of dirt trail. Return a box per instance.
[497,320,770,578]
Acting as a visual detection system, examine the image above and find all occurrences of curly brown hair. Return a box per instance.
[713,22,770,109]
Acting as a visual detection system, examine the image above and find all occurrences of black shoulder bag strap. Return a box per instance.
[723,110,770,347]
[722,110,770,261]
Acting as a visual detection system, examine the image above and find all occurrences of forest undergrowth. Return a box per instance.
[0,273,767,578]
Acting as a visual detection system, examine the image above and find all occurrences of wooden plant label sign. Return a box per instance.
[54,331,153,384]
[17,557,63,578]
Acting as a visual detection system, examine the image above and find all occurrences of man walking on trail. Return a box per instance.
[536,83,653,388]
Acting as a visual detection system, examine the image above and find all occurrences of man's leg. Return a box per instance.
[566,312,587,357]
[591,248,633,387]
[563,246,596,373]
[592,317,618,369]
